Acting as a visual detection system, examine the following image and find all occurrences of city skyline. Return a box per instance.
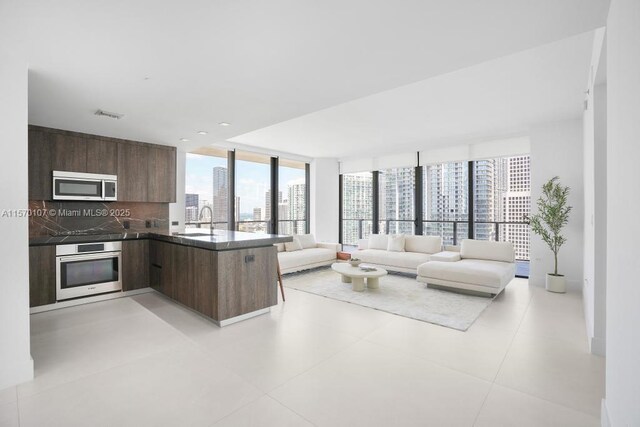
[342,156,531,260]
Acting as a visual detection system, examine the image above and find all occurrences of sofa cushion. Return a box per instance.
[358,249,431,270]
[368,234,388,250]
[417,259,516,288]
[278,247,335,270]
[275,243,285,252]
[296,234,317,249]
[285,239,303,252]
[430,251,461,262]
[387,235,405,252]
[460,239,515,263]
[405,235,442,254]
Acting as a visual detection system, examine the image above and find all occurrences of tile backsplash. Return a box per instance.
[28,200,169,237]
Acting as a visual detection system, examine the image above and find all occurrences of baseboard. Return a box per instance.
[0,356,33,390]
[30,287,154,314]
[601,399,611,427]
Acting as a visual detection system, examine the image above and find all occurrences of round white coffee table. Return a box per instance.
[331,263,388,292]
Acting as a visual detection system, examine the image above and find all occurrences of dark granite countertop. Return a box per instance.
[29,230,293,250]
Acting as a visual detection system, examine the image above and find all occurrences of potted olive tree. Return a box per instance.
[529,176,572,293]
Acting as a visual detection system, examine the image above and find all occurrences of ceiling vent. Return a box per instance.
[94,109,124,120]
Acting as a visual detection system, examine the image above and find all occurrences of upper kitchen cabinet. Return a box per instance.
[52,132,88,172]
[147,145,176,203]
[86,137,118,175]
[117,142,149,202]
[28,126,176,202]
[28,127,53,200]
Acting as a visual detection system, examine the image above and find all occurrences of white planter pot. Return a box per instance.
[546,274,566,293]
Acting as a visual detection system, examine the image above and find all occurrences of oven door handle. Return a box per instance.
[57,251,121,262]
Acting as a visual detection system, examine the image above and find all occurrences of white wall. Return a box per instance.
[169,149,186,233]
[583,81,608,357]
[310,158,339,243]
[592,83,607,356]
[529,119,584,290]
[603,0,640,425]
[0,1,34,389]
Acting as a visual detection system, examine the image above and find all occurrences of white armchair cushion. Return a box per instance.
[285,239,303,252]
[460,239,515,263]
[404,235,442,254]
[369,234,388,250]
[387,234,405,252]
[296,234,317,249]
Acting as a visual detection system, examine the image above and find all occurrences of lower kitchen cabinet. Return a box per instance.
[148,241,277,322]
[29,245,56,307]
[122,240,149,291]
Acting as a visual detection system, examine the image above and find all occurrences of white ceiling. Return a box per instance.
[231,31,596,159]
[19,0,609,157]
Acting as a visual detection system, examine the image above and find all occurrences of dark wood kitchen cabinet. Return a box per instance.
[116,142,149,202]
[217,247,277,320]
[149,241,277,323]
[28,126,176,202]
[51,133,87,173]
[28,128,53,200]
[29,245,56,307]
[147,146,177,203]
[122,240,149,291]
[86,137,118,175]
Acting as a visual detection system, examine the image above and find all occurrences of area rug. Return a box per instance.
[283,267,495,331]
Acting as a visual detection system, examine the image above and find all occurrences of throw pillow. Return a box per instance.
[296,234,317,249]
[285,239,303,252]
[368,234,388,250]
[387,234,405,252]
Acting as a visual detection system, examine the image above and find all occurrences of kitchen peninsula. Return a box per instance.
[29,230,293,326]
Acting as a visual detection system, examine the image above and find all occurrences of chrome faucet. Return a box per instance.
[199,206,214,234]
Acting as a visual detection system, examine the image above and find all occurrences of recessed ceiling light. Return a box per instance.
[180,138,189,142]
[218,122,231,126]
[197,131,208,135]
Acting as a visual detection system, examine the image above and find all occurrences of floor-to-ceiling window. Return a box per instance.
[235,151,271,233]
[184,148,229,231]
[378,167,415,235]
[473,155,531,275]
[422,161,469,245]
[341,172,373,245]
[278,159,307,235]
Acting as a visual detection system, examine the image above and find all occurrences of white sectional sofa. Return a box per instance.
[356,234,443,274]
[417,239,516,296]
[277,234,340,274]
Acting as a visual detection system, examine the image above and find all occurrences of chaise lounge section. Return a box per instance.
[416,239,516,296]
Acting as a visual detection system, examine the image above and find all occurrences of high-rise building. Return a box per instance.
[212,167,228,224]
[288,183,306,234]
[264,190,282,221]
[185,193,199,223]
[253,207,262,221]
[342,173,373,245]
[379,168,414,235]
[424,162,469,243]
[502,156,531,260]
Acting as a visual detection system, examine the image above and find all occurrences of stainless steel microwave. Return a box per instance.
[52,171,117,201]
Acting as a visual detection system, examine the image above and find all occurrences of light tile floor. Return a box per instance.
[2,276,604,426]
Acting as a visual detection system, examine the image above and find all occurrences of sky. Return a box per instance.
[185,153,305,215]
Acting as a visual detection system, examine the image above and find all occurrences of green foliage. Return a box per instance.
[528,176,572,276]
